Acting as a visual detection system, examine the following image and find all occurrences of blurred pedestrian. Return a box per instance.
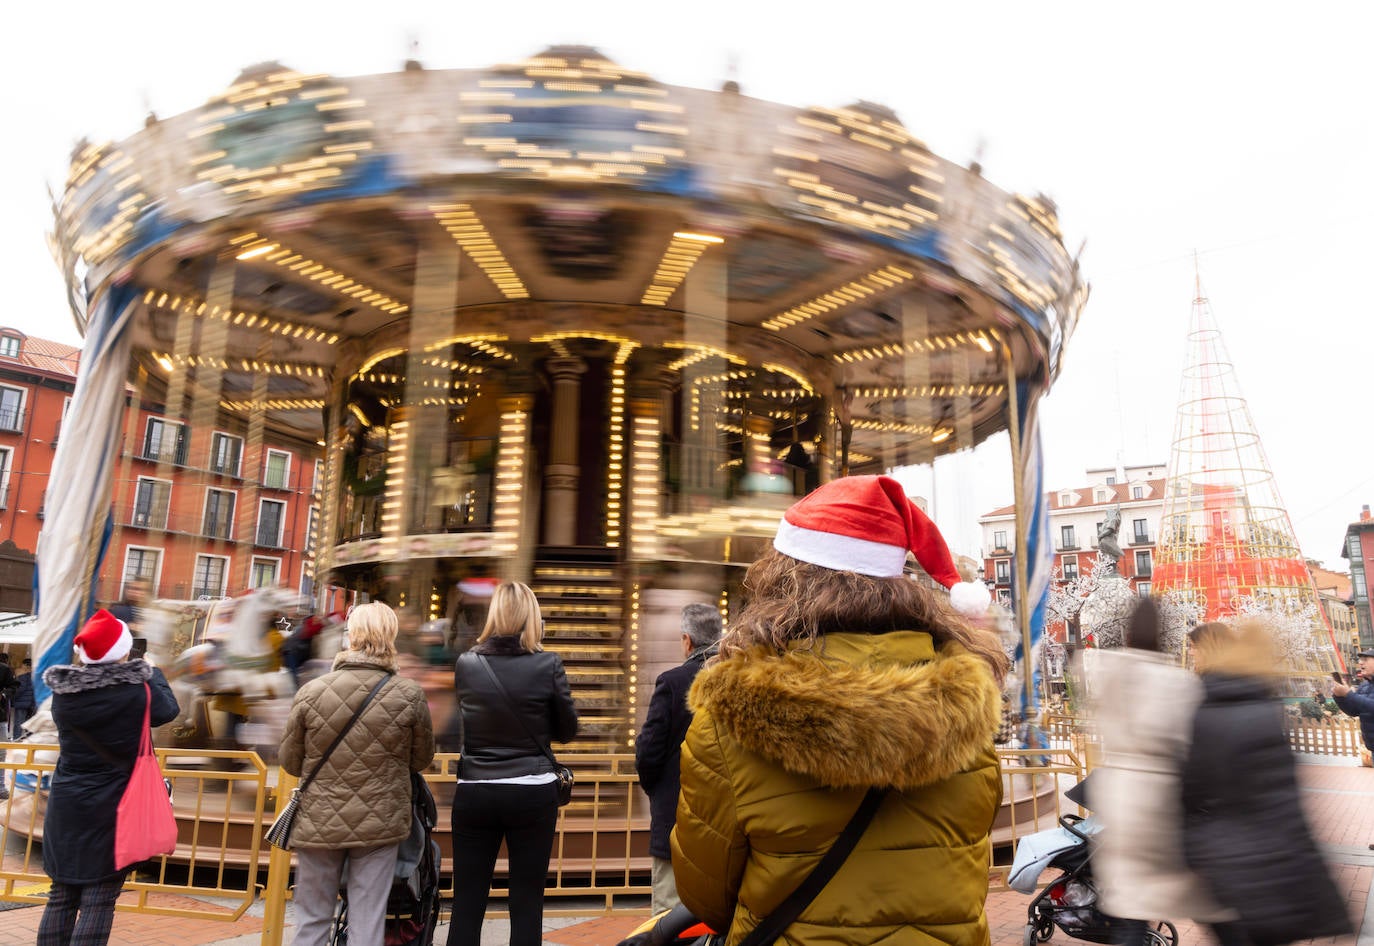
[279,602,436,946]
[448,581,578,946]
[1181,620,1351,946]
[1331,648,1374,754]
[0,653,15,800]
[1090,602,1227,946]
[635,602,722,914]
[671,475,1006,946]
[11,657,35,729]
[38,609,180,946]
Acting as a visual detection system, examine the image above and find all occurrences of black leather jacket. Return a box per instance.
[454,634,579,780]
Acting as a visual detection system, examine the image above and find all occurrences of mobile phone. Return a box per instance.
[131,636,148,659]
[1332,671,1345,684]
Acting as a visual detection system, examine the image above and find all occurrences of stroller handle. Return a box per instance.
[1058,812,1092,843]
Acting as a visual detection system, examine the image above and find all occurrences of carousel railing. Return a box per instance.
[5,741,1112,938]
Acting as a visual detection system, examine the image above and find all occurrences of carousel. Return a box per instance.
[36,45,1086,756]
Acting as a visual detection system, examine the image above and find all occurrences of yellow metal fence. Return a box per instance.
[0,739,1194,943]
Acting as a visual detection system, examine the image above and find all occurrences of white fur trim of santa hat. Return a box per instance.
[773,474,993,618]
[74,608,133,665]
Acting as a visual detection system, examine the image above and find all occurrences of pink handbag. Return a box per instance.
[113,683,177,870]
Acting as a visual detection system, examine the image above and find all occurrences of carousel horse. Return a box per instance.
[160,586,303,748]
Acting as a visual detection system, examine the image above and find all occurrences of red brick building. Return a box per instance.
[1342,505,1374,652]
[0,326,321,610]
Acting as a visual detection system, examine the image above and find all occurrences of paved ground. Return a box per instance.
[3,755,1372,946]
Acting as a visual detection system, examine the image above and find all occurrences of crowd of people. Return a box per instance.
[1092,601,1353,946]
[5,472,1367,946]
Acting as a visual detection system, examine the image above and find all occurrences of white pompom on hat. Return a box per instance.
[773,474,993,618]
[74,608,134,665]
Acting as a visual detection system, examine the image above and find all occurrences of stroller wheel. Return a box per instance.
[1035,915,1055,942]
[1023,924,1039,946]
[1144,921,1178,946]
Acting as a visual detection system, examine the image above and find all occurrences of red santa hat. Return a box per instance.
[74,608,134,665]
[773,475,992,618]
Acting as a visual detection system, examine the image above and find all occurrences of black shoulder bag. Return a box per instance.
[265,672,391,849]
[475,654,575,806]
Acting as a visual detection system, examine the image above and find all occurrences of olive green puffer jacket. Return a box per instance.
[279,652,436,849]
[671,631,1001,946]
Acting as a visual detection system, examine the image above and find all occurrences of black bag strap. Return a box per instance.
[68,684,152,772]
[736,786,888,946]
[298,672,391,794]
[474,654,559,769]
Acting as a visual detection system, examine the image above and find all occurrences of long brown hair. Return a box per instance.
[718,548,1008,683]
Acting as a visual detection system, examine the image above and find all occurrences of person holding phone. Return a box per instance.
[1332,651,1374,781]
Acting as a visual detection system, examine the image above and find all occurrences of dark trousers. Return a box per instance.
[446,780,560,946]
[37,874,129,946]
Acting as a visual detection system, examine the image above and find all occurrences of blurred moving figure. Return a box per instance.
[1091,600,1227,946]
[1331,647,1374,759]
[1181,621,1351,946]
[635,602,723,914]
[670,475,1006,946]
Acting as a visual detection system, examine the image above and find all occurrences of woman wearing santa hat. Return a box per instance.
[38,607,180,946]
[670,475,1007,946]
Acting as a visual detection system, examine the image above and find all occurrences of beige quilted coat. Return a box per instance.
[279,652,435,848]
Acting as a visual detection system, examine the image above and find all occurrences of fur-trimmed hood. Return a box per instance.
[44,659,153,694]
[688,630,1000,790]
[330,650,397,673]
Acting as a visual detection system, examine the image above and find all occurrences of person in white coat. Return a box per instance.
[1090,599,1231,945]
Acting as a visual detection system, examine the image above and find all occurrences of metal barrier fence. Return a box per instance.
[4,743,1095,943]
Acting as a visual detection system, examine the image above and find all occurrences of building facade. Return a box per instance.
[1310,560,1358,668]
[979,464,1167,640]
[0,327,320,610]
[1342,506,1374,652]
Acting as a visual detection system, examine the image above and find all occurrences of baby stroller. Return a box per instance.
[1008,778,1178,946]
[330,772,442,946]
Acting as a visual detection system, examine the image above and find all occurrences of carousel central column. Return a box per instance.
[543,356,587,546]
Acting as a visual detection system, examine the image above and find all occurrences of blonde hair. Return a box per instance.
[347,602,399,659]
[477,581,544,653]
[1208,619,1277,678]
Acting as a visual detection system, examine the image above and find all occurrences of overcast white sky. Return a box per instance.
[2,1,1369,568]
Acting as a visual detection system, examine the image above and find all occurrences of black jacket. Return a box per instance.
[635,647,712,858]
[453,635,578,780]
[42,660,180,883]
[1332,676,1374,750]
[1181,672,1351,946]
[12,670,34,714]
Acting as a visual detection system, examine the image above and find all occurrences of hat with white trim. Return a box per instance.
[74,608,134,665]
[772,474,992,617]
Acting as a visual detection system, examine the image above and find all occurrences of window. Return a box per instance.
[1105,476,1116,485]
[257,499,286,547]
[121,547,162,598]
[1351,535,1364,560]
[312,459,323,494]
[1094,489,1109,503]
[132,477,172,529]
[263,449,291,489]
[209,432,243,475]
[143,418,189,465]
[1353,569,1367,599]
[1062,556,1079,582]
[192,554,229,599]
[1135,549,1153,578]
[1060,525,1077,550]
[250,557,280,589]
[993,529,1008,551]
[1137,581,1152,598]
[0,446,11,508]
[0,335,18,358]
[1133,518,1149,543]
[202,488,236,539]
[306,506,319,554]
[0,385,24,431]
[1132,485,1145,500]
[995,560,1011,583]
[299,568,316,600]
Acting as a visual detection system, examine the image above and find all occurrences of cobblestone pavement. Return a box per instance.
[2,756,1370,946]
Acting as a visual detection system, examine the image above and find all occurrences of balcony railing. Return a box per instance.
[1129,530,1155,546]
